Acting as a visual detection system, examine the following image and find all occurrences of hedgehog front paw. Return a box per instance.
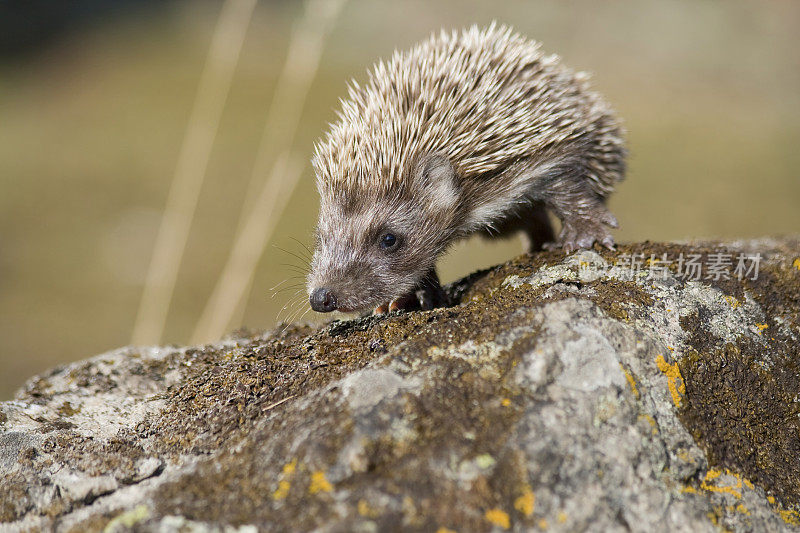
[373,292,421,315]
[379,293,420,314]
[545,211,618,253]
[373,270,448,314]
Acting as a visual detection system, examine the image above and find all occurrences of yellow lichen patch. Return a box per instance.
[743,478,754,490]
[756,323,769,334]
[655,354,685,407]
[765,496,800,525]
[724,295,740,309]
[676,449,693,463]
[484,508,510,529]
[793,258,800,271]
[501,398,512,407]
[538,518,548,529]
[778,508,800,526]
[436,528,457,533]
[514,487,535,517]
[358,499,380,518]
[699,468,742,499]
[282,458,297,475]
[620,363,639,399]
[707,507,722,527]
[272,479,291,500]
[735,504,750,516]
[639,413,657,427]
[103,505,150,532]
[273,458,298,500]
[557,511,568,524]
[309,470,333,494]
[684,468,756,502]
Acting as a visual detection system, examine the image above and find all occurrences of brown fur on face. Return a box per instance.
[308,153,459,312]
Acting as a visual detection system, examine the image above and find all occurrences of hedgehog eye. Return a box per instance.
[378,233,398,250]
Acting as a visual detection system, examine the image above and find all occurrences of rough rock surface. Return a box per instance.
[2,239,800,532]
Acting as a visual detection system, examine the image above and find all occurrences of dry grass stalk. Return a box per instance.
[191,0,347,344]
[132,0,258,345]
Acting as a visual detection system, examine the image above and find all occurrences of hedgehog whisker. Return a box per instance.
[269,277,305,293]
[281,293,309,327]
[288,236,315,260]
[296,307,312,324]
[279,264,310,276]
[270,284,306,299]
[280,290,306,321]
[271,286,305,297]
[276,298,300,326]
[273,245,313,268]
[285,304,307,327]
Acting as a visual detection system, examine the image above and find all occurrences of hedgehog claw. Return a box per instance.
[557,217,616,252]
[544,207,618,253]
[372,269,448,315]
[390,293,419,312]
[372,293,420,315]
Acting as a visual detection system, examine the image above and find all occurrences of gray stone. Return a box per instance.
[1,239,800,532]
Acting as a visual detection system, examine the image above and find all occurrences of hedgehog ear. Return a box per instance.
[414,152,459,211]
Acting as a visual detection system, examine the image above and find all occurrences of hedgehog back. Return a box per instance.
[312,24,618,201]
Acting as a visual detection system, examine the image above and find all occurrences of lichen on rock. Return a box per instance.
[1,238,799,532]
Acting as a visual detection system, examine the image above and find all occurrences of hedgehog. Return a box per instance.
[307,23,626,314]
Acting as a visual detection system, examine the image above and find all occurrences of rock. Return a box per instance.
[2,239,800,532]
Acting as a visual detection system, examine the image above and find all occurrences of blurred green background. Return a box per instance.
[1,0,798,399]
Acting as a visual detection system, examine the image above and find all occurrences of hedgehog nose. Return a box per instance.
[310,288,337,312]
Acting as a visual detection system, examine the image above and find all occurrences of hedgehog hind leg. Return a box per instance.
[542,192,618,253]
[374,269,448,314]
[544,214,617,253]
[536,169,619,253]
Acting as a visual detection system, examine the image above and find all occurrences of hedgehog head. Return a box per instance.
[307,152,460,313]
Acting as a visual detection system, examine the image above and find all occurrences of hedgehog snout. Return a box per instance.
[309,287,338,313]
